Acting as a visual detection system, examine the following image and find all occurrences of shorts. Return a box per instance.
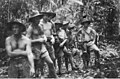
[32,44,49,59]
[40,44,49,58]
[8,56,30,78]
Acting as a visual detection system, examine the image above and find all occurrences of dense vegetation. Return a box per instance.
[0,0,119,78]
[0,0,119,40]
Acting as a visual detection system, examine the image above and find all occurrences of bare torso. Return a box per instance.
[27,25,47,53]
[31,27,44,40]
[9,35,28,51]
[39,20,52,37]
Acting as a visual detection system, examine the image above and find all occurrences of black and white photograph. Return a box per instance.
[0,0,119,78]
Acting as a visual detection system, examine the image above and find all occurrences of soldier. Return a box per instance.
[67,24,81,68]
[54,20,78,75]
[5,20,35,78]
[26,10,57,78]
[77,18,100,69]
[39,12,56,65]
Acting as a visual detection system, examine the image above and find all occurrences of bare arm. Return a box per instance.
[5,37,27,57]
[26,25,32,38]
[61,30,68,45]
[30,23,47,43]
[51,21,56,35]
[31,39,44,43]
[61,39,67,45]
[26,24,47,43]
[31,35,47,43]
[26,39,35,69]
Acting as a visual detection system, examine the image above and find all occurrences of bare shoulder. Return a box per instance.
[48,21,52,24]
[27,25,33,30]
[22,35,31,42]
[39,19,43,25]
[89,27,95,31]
[88,27,93,30]
[6,36,12,42]
[62,29,65,32]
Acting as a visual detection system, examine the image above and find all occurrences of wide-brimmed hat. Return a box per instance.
[63,21,70,26]
[81,18,91,25]
[68,24,75,30]
[55,20,63,27]
[7,20,26,32]
[40,12,56,19]
[55,20,70,28]
[29,10,43,22]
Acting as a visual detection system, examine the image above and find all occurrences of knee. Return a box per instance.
[92,45,100,52]
[95,48,100,52]
[47,60,54,67]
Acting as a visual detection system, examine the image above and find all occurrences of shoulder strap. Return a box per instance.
[83,29,90,36]
[83,28,94,40]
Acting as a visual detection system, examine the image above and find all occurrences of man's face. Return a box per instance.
[12,24,21,35]
[83,22,89,28]
[34,17,40,24]
[49,16,53,20]
[56,25,60,31]
[43,15,49,21]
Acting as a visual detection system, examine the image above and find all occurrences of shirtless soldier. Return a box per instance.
[39,12,56,65]
[26,11,57,78]
[5,21,35,78]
